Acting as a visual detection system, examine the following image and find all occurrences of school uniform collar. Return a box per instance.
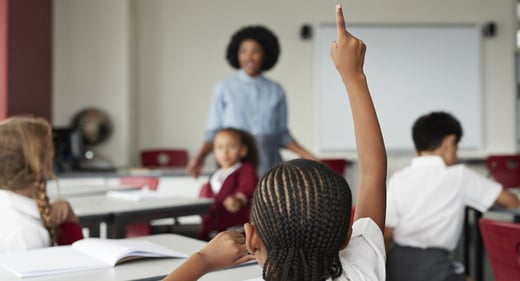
[237,69,264,83]
[411,155,447,168]
[0,189,41,219]
[214,162,243,178]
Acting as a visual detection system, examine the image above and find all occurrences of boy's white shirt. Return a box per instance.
[334,217,386,281]
[210,162,242,194]
[386,155,501,250]
[0,190,51,253]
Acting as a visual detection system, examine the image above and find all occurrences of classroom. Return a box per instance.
[0,0,519,280]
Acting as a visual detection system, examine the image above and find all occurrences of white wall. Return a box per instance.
[53,0,131,167]
[53,0,518,176]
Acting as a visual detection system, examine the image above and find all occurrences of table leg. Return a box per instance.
[472,209,483,281]
[463,207,470,276]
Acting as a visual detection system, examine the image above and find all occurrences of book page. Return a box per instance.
[0,246,109,278]
[0,239,189,278]
[72,238,189,266]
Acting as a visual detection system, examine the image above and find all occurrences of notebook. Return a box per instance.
[0,238,188,278]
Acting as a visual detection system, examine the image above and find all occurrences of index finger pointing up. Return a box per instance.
[336,4,348,40]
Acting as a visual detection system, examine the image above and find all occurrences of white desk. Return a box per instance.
[0,234,262,281]
[68,195,213,238]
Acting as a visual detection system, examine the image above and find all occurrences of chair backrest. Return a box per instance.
[120,176,159,191]
[140,149,189,168]
[486,154,520,188]
[479,218,520,281]
[321,158,349,176]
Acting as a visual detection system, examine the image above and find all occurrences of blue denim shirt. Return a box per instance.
[204,70,294,176]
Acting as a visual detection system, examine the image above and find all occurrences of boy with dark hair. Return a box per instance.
[385,111,519,281]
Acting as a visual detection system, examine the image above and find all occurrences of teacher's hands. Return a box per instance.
[186,157,204,178]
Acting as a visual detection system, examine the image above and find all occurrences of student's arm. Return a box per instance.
[162,231,255,281]
[224,164,257,213]
[331,4,387,232]
[495,190,520,209]
[187,142,212,178]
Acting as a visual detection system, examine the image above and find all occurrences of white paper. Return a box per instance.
[106,189,164,201]
[0,238,188,278]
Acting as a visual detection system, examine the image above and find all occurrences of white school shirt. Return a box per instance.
[386,155,502,251]
[0,190,51,252]
[334,218,386,281]
[210,162,242,194]
[244,218,385,281]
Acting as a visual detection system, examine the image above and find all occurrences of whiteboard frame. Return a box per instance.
[314,23,483,153]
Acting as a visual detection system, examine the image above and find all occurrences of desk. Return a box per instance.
[68,195,213,238]
[0,234,262,281]
[48,184,139,199]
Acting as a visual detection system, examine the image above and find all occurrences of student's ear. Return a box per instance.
[441,134,456,149]
[244,223,262,253]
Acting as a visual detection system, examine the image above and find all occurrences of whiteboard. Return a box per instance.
[314,24,482,152]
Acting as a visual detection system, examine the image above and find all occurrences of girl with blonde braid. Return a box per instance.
[0,116,82,253]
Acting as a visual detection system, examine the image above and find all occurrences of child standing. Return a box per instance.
[163,4,387,280]
[384,111,519,281]
[0,116,82,252]
[197,128,259,241]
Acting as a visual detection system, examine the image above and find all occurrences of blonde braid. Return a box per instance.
[33,179,55,245]
[0,116,57,246]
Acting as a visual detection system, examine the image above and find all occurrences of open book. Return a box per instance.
[0,238,188,278]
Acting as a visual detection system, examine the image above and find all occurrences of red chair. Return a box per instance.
[321,158,349,176]
[479,218,520,281]
[56,222,84,245]
[140,149,189,168]
[120,176,160,237]
[486,154,520,188]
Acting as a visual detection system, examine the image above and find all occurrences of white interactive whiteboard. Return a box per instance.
[314,24,482,152]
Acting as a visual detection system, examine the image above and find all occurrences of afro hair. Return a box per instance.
[226,25,280,71]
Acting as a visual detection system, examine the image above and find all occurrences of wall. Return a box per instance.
[53,0,131,166]
[1,0,52,121]
[53,0,518,175]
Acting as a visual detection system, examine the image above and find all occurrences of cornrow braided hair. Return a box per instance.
[250,159,352,281]
[0,116,56,245]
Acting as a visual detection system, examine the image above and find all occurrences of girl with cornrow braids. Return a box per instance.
[163,4,387,281]
[0,116,82,252]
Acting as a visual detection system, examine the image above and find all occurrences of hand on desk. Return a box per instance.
[50,199,79,226]
[162,230,255,281]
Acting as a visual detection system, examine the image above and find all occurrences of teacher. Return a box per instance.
[187,25,317,177]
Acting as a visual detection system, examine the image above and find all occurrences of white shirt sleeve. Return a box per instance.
[336,218,386,281]
[385,176,399,228]
[458,165,502,212]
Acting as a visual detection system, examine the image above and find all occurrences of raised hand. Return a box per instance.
[330,4,387,232]
[330,4,366,81]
